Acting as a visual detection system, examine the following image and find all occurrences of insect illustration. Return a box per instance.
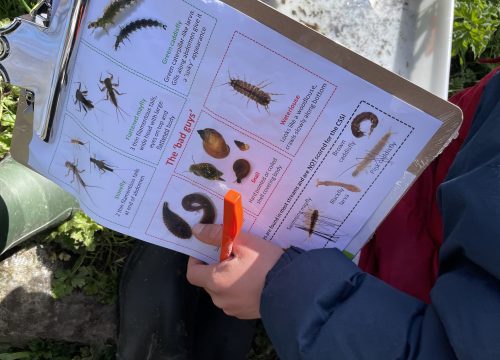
[197,128,230,159]
[234,140,250,151]
[352,129,393,177]
[316,179,361,193]
[114,19,167,50]
[225,71,280,112]
[90,156,115,175]
[182,193,216,224]
[290,206,342,242]
[233,159,251,184]
[162,202,192,239]
[351,111,379,138]
[64,160,98,204]
[188,161,225,181]
[74,82,94,114]
[87,0,139,33]
[98,72,128,122]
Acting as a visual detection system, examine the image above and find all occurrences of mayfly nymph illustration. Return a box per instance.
[162,202,192,239]
[98,72,128,122]
[64,160,99,204]
[87,0,140,33]
[351,111,379,138]
[74,82,94,114]
[114,19,167,50]
[90,155,115,175]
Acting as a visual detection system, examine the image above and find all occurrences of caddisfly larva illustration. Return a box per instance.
[74,82,95,114]
[162,202,192,239]
[64,159,100,205]
[98,72,129,122]
[87,0,140,33]
[352,129,394,177]
[234,140,250,151]
[188,161,225,181]
[351,111,379,138]
[224,70,281,112]
[197,128,230,159]
[114,19,167,50]
[233,159,251,184]
[181,193,216,224]
[316,179,361,193]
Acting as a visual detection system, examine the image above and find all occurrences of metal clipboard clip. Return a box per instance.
[0,0,86,142]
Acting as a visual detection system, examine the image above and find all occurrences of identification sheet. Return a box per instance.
[25,0,447,263]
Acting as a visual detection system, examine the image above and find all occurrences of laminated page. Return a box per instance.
[23,0,455,263]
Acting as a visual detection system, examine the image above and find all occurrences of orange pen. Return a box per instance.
[220,189,243,262]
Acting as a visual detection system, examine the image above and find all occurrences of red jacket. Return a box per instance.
[359,67,500,303]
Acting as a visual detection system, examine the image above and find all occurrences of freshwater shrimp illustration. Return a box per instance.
[162,202,192,239]
[351,111,379,138]
[352,129,394,177]
[98,72,128,122]
[181,193,216,224]
[316,179,361,193]
[114,19,167,50]
[87,0,139,33]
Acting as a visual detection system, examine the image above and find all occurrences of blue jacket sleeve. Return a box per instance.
[261,69,500,360]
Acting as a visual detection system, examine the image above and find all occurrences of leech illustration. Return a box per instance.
[351,111,379,138]
[226,72,279,111]
[197,128,230,159]
[162,202,192,239]
[234,140,250,151]
[233,159,251,184]
[188,162,225,181]
[98,72,128,122]
[114,19,167,50]
[352,129,394,177]
[88,0,139,33]
[316,179,361,193]
[181,193,216,224]
[74,82,94,114]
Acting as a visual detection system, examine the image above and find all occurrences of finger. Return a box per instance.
[192,223,222,247]
[186,256,214,287]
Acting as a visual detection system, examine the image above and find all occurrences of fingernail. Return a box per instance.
[192,223,205,236]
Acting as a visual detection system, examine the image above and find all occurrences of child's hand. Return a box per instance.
[186,223,284,319]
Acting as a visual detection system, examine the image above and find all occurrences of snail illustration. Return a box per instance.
[197,128,230,159]
[233,159,251,184]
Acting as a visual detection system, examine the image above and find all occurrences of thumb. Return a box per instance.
[192,223,222,246]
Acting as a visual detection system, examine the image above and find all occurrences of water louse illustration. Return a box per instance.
[162,202,192,239]
[197,128,230,159]
[351,111,379,138]
[181,193,216,224]
[226,72,279,111]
